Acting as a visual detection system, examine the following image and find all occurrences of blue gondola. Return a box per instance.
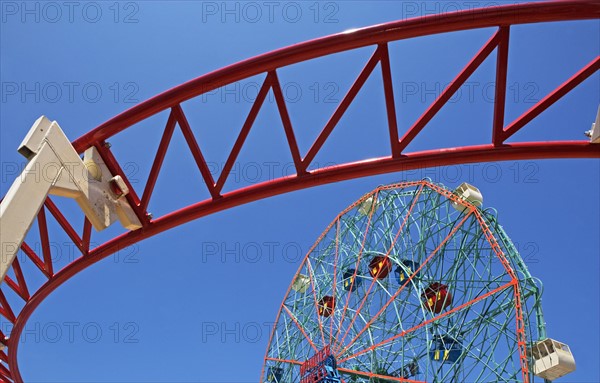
[430,335,462,363]
[395,260,420,284]
[342,268,363,292]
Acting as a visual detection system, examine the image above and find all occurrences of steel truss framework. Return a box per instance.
[262,180,544,383]
[0,2,599,381]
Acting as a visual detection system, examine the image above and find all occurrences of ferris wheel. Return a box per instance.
[0,2,597,381]
[261,179,574,383]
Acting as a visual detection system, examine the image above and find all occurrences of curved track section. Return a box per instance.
[1,2,599,381]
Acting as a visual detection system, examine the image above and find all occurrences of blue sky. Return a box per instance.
[0,1,598,382]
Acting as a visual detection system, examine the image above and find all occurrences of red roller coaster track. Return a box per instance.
[1,1,599,381]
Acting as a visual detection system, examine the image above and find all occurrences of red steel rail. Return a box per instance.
[1,1,599,381]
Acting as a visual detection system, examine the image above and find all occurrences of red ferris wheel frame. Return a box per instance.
[1,1,599,381]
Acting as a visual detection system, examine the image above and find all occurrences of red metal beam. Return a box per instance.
[173,105,219,199]
[81,218,92,256]
[10,259,29,301]
[0,291,16,324]
[3,276,27,302]
[379,43,401,158]
[70,1,600,153]
[301,47,381,171]
[271,70,305,175]
[36,207,53,275]
[215,74,272,194]
[20,242,50,279]
[502,55,600,142]
[44,199,83,253]
[398,29,501,152]
[0,364,12,382]
[492,27,510,146]
[140,109,178,212]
